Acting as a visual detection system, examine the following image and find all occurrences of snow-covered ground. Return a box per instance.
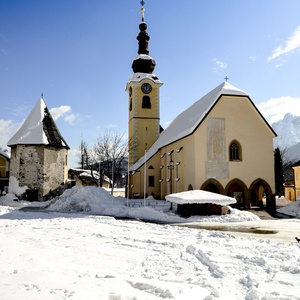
[1,186,300,300]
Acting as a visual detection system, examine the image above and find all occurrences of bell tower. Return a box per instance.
[126,2,163,167]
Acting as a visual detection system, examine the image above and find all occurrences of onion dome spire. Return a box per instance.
[132,1,156,74]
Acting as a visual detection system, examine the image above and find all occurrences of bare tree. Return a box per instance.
[77,140,89,169]
[94,130,128,193]
[76,140,99,186]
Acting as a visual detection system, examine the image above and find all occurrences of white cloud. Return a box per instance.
[50,105,71,120]
[257,96,300,124]
[249,55,257,61]
[68,148,80,168]
[0,119,21,149]
[49,105,77,125]
[64,114,76,124]
[267,26,300,61]
[105,124,118,129]
[212,58,227,73]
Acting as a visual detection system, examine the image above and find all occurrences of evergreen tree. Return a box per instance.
[274,148,284,196]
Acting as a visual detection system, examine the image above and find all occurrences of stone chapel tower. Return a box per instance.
[7,97,69,200]
[126,4,163,167]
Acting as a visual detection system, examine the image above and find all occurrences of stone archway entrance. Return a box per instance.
[204,183,220,194]
[225,179,248,209]
[249,179,275,212]
[200,179,224,194]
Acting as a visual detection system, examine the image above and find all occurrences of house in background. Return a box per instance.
[0,149,10,195]
[284,180,296,201]
[68,168,126,197]
[7,97,69,201]
[286,161,300,201]
[68,168,111,188]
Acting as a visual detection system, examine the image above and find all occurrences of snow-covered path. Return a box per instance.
[1,209,300,300]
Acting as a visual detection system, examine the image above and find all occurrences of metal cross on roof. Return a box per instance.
[224,76,229,82]
[140,0,145,21]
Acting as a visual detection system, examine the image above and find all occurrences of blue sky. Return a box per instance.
[1,0,300,167]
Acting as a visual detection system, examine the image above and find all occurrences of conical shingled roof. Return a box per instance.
[7,98,69,149]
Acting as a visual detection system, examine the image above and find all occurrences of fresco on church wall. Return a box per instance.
[205,117,229,179]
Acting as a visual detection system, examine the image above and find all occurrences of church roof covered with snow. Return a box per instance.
[130,81,275,171]
[7,98,69,149]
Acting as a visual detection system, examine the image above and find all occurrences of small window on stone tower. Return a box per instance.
[129,99,132,111]
[142,96,151,109]
[229,140,242,161]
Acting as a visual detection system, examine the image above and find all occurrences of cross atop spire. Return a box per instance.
[140,0,145,22]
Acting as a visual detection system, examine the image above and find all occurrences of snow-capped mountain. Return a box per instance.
[272,113,300,163]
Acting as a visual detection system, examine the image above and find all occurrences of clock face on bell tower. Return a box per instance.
[141,83,152,94]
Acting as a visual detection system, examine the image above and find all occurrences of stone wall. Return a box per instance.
[10,145,68,200]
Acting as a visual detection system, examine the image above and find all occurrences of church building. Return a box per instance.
[7,97,69,200]
[127,6,276,211]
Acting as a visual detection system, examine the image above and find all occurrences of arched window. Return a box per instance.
[229,140,242,161]
[142,96,151,109]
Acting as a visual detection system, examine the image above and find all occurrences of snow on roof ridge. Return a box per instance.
[7,98,69,148]
[7,98,47,146]
[221,81,247,95]
[128,72,162,84]
[133,54,154,61]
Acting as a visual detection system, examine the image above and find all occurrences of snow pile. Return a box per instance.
[276,196,292,207]
[8,176,28,196]
[48,186,120,213]
[277,199,300,217]
[46,186,259,223]
[47,186,183,222]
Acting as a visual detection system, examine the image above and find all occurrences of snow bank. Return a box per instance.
[46,186,259,223]
[276,196,292,207]
[1,211,300,299]
[277,199,300,217]
[8,176,28,196]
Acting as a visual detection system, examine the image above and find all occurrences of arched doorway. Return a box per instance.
[249,179,275,212]
[187,184,193,191]
[201,179,224,194]
[225,179,248,209]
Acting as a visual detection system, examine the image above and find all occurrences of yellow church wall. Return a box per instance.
[198,95,275,192]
